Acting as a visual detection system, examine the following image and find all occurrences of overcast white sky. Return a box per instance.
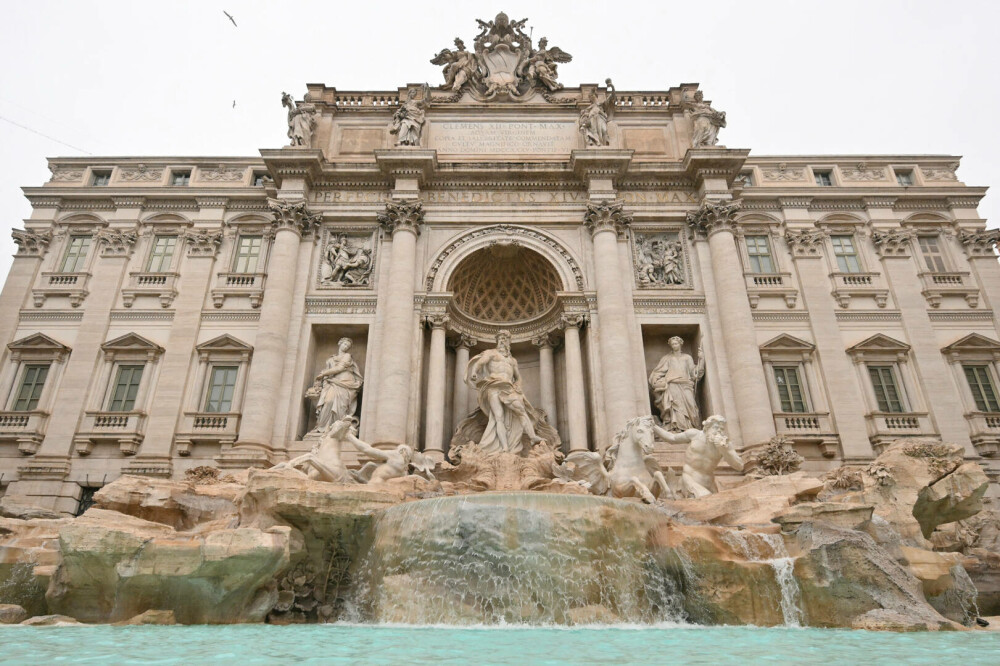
[1,0,997,283]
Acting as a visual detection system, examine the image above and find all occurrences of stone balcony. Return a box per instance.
[917,271,979,308]
[968,412,1000,457]
[32,272,90,308]
[0,411,49,455]
[829,271,889,308]
[121,271,179,308]
[773,412,838,457]
[211,272,266,308]
[174,411,241,455]
[74,411,147,456]
[866,411,935,451]
[744,272,797,308]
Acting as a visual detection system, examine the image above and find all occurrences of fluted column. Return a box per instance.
[228,199,319,464]
[450,334,476,431]
[687,200,775,447]
[533,334,558,428]
[372,201,424,445]
[585,200,640,438]
[422,314,449,461]
[560,314,590,452]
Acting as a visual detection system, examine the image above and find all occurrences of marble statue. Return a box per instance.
[349,438,436,484]
[271,416,355,483]
[635,234,685,286]
[430,38,479,91]
[556,416,674,503]
[657,415,744,497]
[522,37,572,91]
[321,234,373,286]
[305,338,363,432]
[649,336,705,431]
[683,91,726,148]
[579,79,616,147]
[464,330,547,455]
[281,92,317,148]
[389,84,429,147]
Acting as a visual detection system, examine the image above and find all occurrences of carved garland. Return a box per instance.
[424,224,585,292]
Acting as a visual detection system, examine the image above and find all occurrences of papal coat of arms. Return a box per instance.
[431,12,572,100]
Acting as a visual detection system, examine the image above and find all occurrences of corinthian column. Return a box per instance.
[372,200,424,445]
[450,334,476,431]
[687,200,775,447]
[224,199,319,466]
[585,200,639,438]
[560,314,589,452]
[533,334,558,429]
[422,314,449,461]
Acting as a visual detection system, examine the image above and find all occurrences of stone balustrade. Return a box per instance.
[122,272,179,308]
[211,272,267,308]
[32,272,91,308]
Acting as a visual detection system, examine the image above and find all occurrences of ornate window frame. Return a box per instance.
[0,333,71,455]
[212,216,274,308]
[33,216,107,308]
[735,216,797,308]
[817,216,889,308]
[941,333,1000,456]
[902,213,979,309]
[122,215,192,308]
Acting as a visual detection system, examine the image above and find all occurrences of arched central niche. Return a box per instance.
[448,245,562,325]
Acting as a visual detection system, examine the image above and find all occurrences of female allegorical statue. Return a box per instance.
[305,337,363,432]
[648,336,705,431]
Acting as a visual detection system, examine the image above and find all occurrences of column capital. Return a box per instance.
[448,333,477,350]
[11,229,52,258]
[378,200,424,237]
[685,199,741,240]
[584,200,632,239]
[784,228,829,259]
[870,228,916,258]
[424,313,450,330]
[532,334,558,349]
[181,229,224,258]
[95,228,138,258]
[958,228,1000,258]
[559,313,589,329]
[267,198,322,237]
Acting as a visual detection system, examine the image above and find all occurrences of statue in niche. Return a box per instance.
[635,234,685,287]
[431,38,480,91]
[389,84,429,147]
[271,416,356,483]
[683,90,726,148]
[657,415,744,497]
[522,37,572,91]
[649,336,705,431]
[305,338,363,433]
[321,234,373,286]
[461,330,549,455]
[281,92,317,148]
[579,79,616,147]
[555,416,675,503]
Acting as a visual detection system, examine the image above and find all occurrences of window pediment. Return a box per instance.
[195,334,253,361]
[942,333,1000,363]
[7,332,71,363]
[101,333,165,360]
[759,334,815,362]
[847,333,910,361]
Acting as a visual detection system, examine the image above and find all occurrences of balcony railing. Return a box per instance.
[211,272,266,308]
[918,271,979,308]
[744,272,797,308]
[32,272,91,307]
[0,410,49,455]
[772,411,839,457]
[866,411,934,451]
[830,271,889,308]
[174,411,241,455]
[968,412,1000,457]
[122,271,179,308]
[76,411,147,456]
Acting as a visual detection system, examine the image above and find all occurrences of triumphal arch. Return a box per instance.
[2,12,1000,513]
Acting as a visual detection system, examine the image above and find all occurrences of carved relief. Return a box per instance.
[921,165,959,181]
[119,165,163,182]
[870,228,916,257]
[685,200,741,239]
[49,169,84,183]
[841,163,886,181]
[632,232,686,287]
[784,229,829,258]
[319,232,375,287]
[958,229,1000,258]
[12,229,52,257]
[762,164,806,182]
[199,166,246,182]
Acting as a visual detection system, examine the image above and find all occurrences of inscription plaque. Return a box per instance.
[429,122,579,154]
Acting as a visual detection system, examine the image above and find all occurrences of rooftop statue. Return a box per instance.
[579,79,616,147]
[389,84,429,147]
[658,415,744,497]
[430,12,572,99]
[281,92,317,148]
[683,90,726,148]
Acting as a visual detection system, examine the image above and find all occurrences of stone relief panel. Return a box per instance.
[317,229,377,289]
[631,231,689,288]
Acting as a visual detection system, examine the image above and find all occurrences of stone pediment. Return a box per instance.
[846,333,910,355]
[196,334,253,359]
[760,334,815,352]
[8,332,71,353]
[101,332,165,354]
[941,333,1000,354]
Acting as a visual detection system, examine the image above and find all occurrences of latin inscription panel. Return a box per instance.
[428,122,579,155]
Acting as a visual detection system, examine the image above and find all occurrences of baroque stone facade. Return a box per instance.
[1,13,999,513]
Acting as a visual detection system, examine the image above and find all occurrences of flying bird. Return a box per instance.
[223,10,237,27]
[232,100,236,108]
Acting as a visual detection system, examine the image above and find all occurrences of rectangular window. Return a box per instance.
[868,365,906,413]
[918,236,947,273]
[204,366,239,413]
[60,236,92,273]
[12,364,50,411]
[171,171,191,186]
[740,172,754,187]
[895,170,914,186]
[253,172,266,187]
[91,171,111,186]
[232,235,263,273]
[831,235,862,273]
[745,235,776,273]
[773,366,807,413]
[964,365,1000,412]
[107,364,144,412]
[146,235,177,272]
[814,170,833,186]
